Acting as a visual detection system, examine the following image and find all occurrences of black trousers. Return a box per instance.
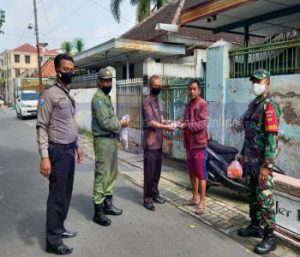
[143,148,162,202]
[46,142,76,248]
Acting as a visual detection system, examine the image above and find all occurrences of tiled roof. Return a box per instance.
[121,0,262,45]
[44,49,60,55]
[31,57,56,78]
[12,43,60,55]
[173,26,263,45]
[183,0,201,10]
[121,0,181,42]
[13,43,36,53]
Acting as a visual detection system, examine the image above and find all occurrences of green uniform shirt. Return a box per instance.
[91,88,121,136]
[241,95,281,166]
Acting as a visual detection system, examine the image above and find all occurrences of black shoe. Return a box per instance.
[61,230,77,239]
[46,244,73,255]
[237,221,263,238]
[104,195,123,216]
[143,201,155,211]
[93,203,111,226]
[255,229,277,255]
[153,195,165,204]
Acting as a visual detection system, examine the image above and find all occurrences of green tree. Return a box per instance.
[110,0,169,23]
[73,38,85,53]
[61,41,73,55]
[0,9,5,34]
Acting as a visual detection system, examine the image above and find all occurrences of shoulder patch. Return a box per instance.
[265,103,279,132]
[97,100,102,108]
[39,97,46,107]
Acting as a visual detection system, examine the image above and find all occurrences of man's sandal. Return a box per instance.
[183,199,200,206]
[195,207,205,215]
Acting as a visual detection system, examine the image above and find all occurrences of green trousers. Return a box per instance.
[92,137,118,204]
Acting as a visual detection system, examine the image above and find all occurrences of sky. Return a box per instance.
[0,0,137,53]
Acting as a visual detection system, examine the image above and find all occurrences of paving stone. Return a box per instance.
[79,133,300,256]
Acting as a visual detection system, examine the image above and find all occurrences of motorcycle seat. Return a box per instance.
[208,140,238,155]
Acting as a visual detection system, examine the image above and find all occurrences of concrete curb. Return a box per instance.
[79,133,300,256]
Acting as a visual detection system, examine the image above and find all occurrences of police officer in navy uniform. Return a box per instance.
[37,53,83,255]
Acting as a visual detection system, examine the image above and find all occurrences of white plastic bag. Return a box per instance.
[227,160,243,179]
[120,114,130,149]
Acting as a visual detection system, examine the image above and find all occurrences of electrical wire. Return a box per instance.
[16,11,34,47]
[49,0,90,30]
[40,0,58,46]
[2,0,135,51]
[88,0,135,25]
[3,31,122,41]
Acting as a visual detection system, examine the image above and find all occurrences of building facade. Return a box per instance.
[0,43,59,104]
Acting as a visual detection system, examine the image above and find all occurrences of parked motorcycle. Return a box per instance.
[206,140,285,193]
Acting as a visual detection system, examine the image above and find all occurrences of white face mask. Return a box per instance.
[252,83,265,96]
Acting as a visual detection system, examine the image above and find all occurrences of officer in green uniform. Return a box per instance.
[238,69,281,255]
[91,67,129,226]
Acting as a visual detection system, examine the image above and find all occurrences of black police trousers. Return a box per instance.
[46,142,76,248]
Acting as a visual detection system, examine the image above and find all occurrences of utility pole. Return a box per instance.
[33,0,43,92]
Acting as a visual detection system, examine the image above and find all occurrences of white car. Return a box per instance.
[16,90,39,119]
[0,96,4,107]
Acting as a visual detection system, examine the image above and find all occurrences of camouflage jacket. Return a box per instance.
[91,89,121,137]
[241,94,281,166]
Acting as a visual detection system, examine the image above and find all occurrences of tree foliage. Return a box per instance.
[110,0,169,23]
[0,9,5,34]
[73,38,85,53]
[61,41,73,55]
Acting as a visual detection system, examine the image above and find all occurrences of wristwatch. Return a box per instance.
[263,163,274,169]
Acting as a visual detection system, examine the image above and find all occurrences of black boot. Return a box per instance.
[93,203,111,226]
[103,195,123,216]
[255,228,277,255]
[237,220,263,238]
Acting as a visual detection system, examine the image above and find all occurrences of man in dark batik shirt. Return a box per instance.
[142,75,174,211]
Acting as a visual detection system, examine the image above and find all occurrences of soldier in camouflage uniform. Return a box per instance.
[91,67,129,226]
[238,69,281,255]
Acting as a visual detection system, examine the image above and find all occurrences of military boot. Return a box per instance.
[93,203,111,226]
[237,220,263,238]
[255,228,277,255]
[103,195,123,216]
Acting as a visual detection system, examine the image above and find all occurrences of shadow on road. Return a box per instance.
[16,210,45,250]
[71,184,143,220]
[114,185,143,205]
[71,194,93,220]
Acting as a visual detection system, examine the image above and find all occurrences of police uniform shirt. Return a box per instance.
[36,83,78,158]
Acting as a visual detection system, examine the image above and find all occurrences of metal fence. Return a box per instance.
[115,77,206,154]
[229,38,300,78]
[116,78,143,129]
[71,73,98,89]
[159,78,206,141]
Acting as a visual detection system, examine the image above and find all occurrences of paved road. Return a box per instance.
[0,109,259,257]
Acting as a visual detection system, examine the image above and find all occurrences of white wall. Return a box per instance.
[206,42,300,178]
[225,75,300,179]
[71,66,117,132]
[143,49,205,79]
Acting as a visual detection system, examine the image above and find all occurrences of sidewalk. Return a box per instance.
[80,134,300,257]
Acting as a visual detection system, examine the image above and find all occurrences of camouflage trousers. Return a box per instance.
[245,165,276,230]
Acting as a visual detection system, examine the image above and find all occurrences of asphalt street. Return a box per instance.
[0,108,258,257]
